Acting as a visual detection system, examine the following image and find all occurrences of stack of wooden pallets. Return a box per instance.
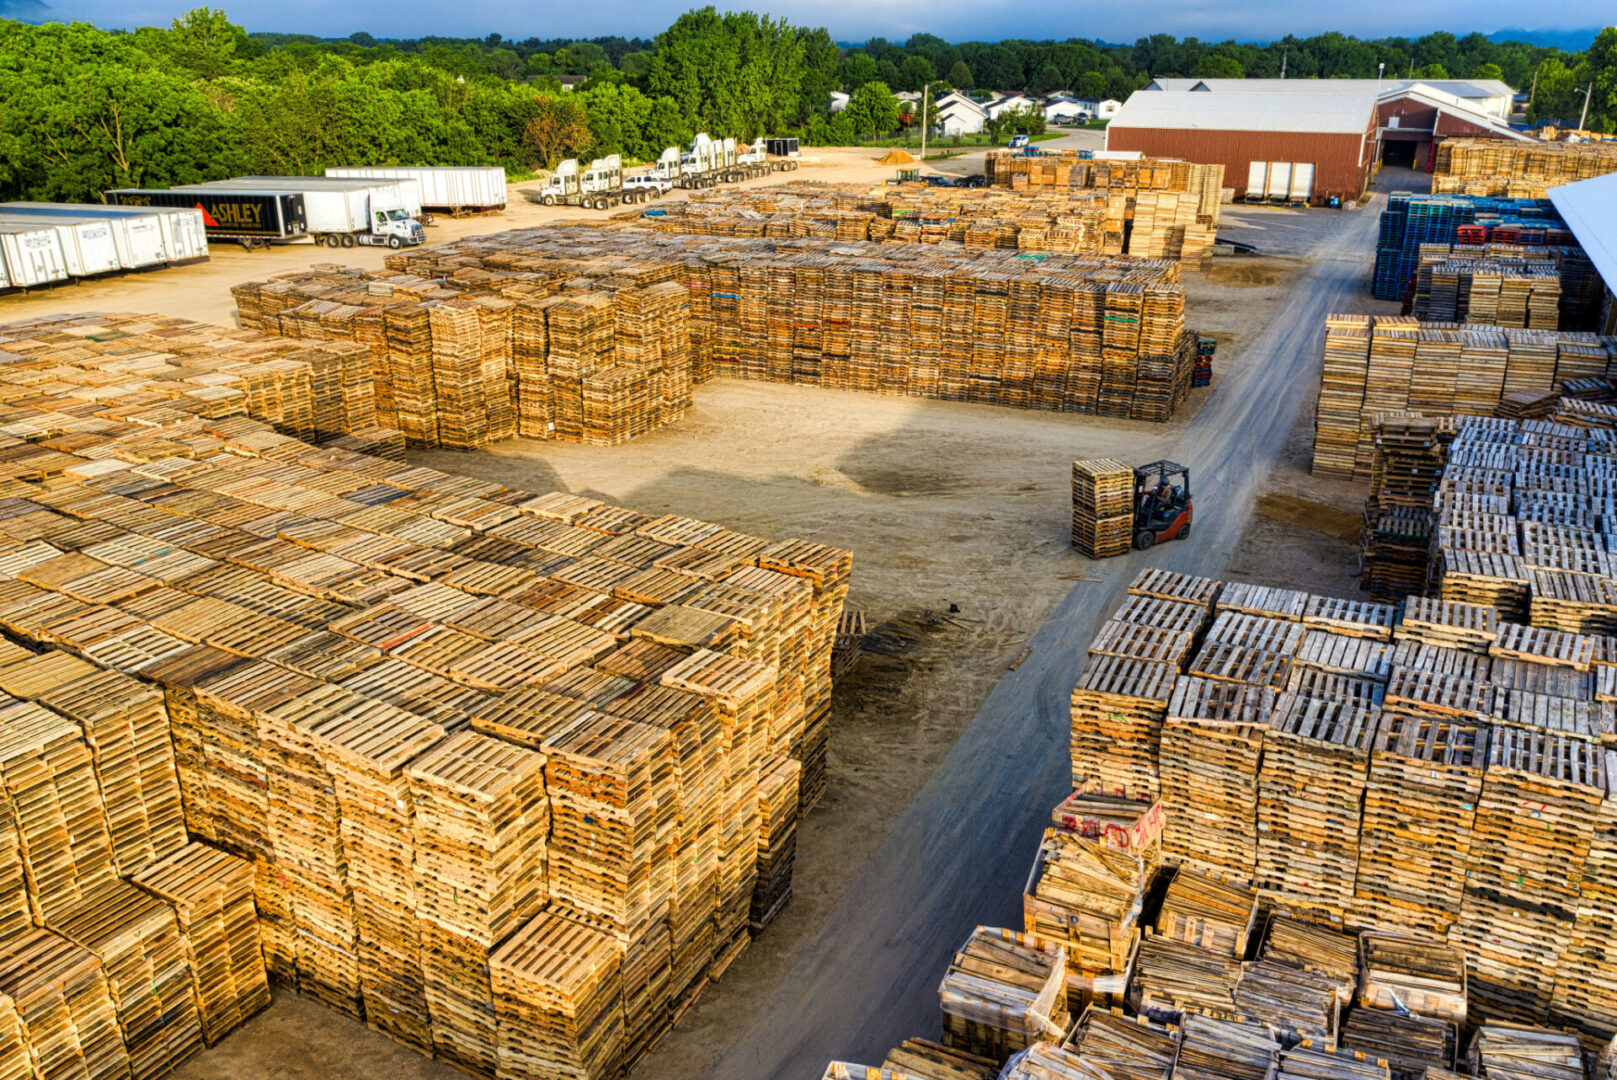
[130,842,269,1047]
[1129,933,1241,1020]
[1156,868,1257,957]
[1452,729,1608,1024]
[0,929,131,1080]
[1072,460,1135,558]
[751,754,801,933]
[489,911,626,1080]
[938,927,1067,1061]
[1021,825,1144,983]
[1070,652,1176,799]
[1061,1005,1179,1080]
[1255,693,1377,923]
[1159,677,1270,881]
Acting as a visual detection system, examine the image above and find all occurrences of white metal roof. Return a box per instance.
[1147,77,1515,99]
[1384,84,1534,141]
[1108,89,1377,134]
[1548,173,1617,300]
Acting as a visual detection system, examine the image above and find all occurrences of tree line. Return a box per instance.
[0,8,1612,205]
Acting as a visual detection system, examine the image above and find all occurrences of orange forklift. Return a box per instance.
[1132,461,1193,550]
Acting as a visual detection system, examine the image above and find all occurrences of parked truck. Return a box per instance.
[647,146,711,190]
[178,178,426,248]
[108,188,308,249]
[527,155,653,210]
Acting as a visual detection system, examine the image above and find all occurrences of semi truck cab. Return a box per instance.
[364,207,426,248]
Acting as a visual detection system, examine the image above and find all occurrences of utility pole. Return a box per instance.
[1280,45,1288,79]
[920,81,929,165]
[1529,66,1538,105]
[1378,62,1385,81]
[1580,82,1593,132]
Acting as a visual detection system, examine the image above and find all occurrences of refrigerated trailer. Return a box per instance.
[325,166,506,213]
[0,224,70,289]
[0,214,120,278]
[231,176,426,222]
[108,188,307,249]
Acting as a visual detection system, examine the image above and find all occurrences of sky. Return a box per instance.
[9,0,1609,44]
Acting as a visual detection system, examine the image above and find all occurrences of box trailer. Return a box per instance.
[178,178,425,248]
[0,224,70,289]
[108,188,307,249]
[232,176,426,221]
[325,166,506,213]
[1245,161,1268,202]
[1288,164,1316,206]
[1265,162,1293,205]
[5,203,210,265]
[0,202,205,269]
[0,214,120,277]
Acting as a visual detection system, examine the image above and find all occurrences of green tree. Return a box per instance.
[948,60,973,90]
[1473,61,1504,81]
[1413,62,1450,79]
[1585,28,1617,131]
[579,82,653,157]
[1028,61,1063,95]
[524,93,593,166]
[1194,53,1244,78]
[843,80,898,138]
[839,52,878,91]
[797,27,841,124]
[164,7,245,79]
[898,54,936,92]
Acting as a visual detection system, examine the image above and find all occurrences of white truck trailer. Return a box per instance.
[177,178,426,248]
[325,166,506,213]
[0,222,70,289]
[0,214,120,277]
[0,202,208,267]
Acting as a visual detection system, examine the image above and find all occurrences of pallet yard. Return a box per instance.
[234,227,1204,441]
[1433,139,1617,198]
[0,310,852,1080]
[615,178,1222,266]
[1308,313,1616,479]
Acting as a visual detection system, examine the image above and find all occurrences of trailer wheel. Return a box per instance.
[387,235,402,249]
[340,234,356,248]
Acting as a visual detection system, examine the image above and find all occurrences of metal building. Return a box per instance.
[1106,90,1380,206]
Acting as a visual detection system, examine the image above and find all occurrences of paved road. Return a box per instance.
[709,194,1385,1080]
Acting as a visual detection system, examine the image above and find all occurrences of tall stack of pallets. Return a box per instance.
[1072,460,1135,558]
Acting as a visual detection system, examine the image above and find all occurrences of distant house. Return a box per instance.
[934,92,987,136]
[1042,94,1086,123]
[984,94,1036,120]
[556,75,587,91]
[1076,98,1122,119]
[829,90,850,112]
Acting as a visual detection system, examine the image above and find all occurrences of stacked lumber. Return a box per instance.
[1062,1006,1179,1080]
[0,928,130,1080]
[1170,1012,1279,1080]
[882,1038,1000,1080]
[1022,826,1144,980]
[489,911,625,1080]
[1233,958,1339,1042]
[1260,917,1358,1006]
[1467,1025,1587,1080]
[129,843,269,1046]
[938,927,1067,1060]
[1277,1046,1388,1080]
[1339,1007,1455,1080]
[1072,460,1136,558]
[1358,934,1468,1023]
[1128,933,1240,1021]
[1155,869,1257,957]
[1159,678,1270,880]
[1255,693,1376,922]
[1451,729,1606,1024]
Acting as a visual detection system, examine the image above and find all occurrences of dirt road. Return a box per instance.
[700,193,1385,1079]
